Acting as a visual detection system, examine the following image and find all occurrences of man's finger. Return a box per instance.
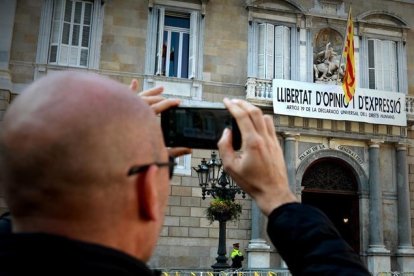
[141,95,165,106]
[264,115,276,139]
[139,86,164,97]
[150,99,180,114]
[223,98,256,141]
[218,128,236,171]
[168,147,192,158]
[236,100,267,136]
[129,79,139,92]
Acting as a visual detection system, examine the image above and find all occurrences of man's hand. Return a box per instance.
[218,98,297,216]
[130,79,191,158]
[130,80,181,114]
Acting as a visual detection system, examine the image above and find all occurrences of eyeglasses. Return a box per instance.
[127,156,176,179]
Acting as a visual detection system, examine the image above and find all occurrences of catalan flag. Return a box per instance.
[342,7,356,104]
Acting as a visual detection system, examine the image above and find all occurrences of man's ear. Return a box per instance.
[135,165,159,221]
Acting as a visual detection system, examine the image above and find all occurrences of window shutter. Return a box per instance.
[388,41,398,92]
[44,0,99,68]
[84,2,92,25]
[64,0,72,22]
[188,11,198,79]
[274,26,283,79]
[69,47,78,66]
[374,39,383,90]
[155,8,165,75]
[51,0,63,44]
[283,26,290,79]
[72,24,80,45]
[265,24,274,79]
[368,39,375,89]
[275,26,290,79]
[382,41,392,91]
[258,23,266,79]
[59,45,69,65]
[74,2,82,23]
[80,49,88,66]
[50,0,63,64]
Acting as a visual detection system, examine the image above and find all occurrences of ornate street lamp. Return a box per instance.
[193,151,245,270]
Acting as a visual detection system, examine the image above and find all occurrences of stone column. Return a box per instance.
[0,0,16,120]
[367,140,390,274]
[0,0,16,77]
[246,201,271,269]
[284,133,299,194]
[247,132,299,269]
[396,143,414,271]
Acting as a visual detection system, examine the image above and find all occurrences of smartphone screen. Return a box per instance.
[161,106,241,150]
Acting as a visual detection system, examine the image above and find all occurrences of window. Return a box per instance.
[146,6,202,80]
[158,13,190,78]
[174,155,192,176]
[258,23,291,80]
[35,0,103,75]
[367,39,398,92]
[49,0,92,67]
[358,12,408,94]
[249,21,298,80]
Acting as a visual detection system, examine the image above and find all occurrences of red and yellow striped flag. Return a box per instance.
[342,7,356,104]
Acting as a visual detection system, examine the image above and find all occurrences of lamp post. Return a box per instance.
[193,151,245,270]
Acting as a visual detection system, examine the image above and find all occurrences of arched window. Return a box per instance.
[358,11,408,93]
[246,0,305,81]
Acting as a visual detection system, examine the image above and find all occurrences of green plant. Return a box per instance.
[205,198,242,223]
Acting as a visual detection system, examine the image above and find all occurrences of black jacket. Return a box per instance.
[267,203,371,275]
[0,233,156,276]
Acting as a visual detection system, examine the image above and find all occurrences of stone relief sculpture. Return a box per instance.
[313,28,345,84]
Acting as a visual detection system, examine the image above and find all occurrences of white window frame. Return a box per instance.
[360,35,408,94]
[156,11,190,78]
[35,0,103,77]
[49,0,93,67]
[145,5,203,81]
[249,20,299,81]
[174,154,192,176]
[358,13,408,94]
[367,38,398,92]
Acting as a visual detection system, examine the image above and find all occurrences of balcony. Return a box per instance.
[246,77,414,124]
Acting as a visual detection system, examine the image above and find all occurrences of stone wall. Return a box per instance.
[100,0,148,75]
[9,0,41,84]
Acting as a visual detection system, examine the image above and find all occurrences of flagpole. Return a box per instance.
[336,6,352,85]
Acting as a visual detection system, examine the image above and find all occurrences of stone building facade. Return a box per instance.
[1,0,414,274]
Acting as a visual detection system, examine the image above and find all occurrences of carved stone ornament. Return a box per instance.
[313,28,345,85]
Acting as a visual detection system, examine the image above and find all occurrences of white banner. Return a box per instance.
[272,79,406,126]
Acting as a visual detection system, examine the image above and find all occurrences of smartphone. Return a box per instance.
[161,104,241,150]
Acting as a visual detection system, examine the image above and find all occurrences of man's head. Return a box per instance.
[0,71,170,260]
[233,243,239,248]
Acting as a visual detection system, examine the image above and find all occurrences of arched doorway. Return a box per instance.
[301,157,360,253]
